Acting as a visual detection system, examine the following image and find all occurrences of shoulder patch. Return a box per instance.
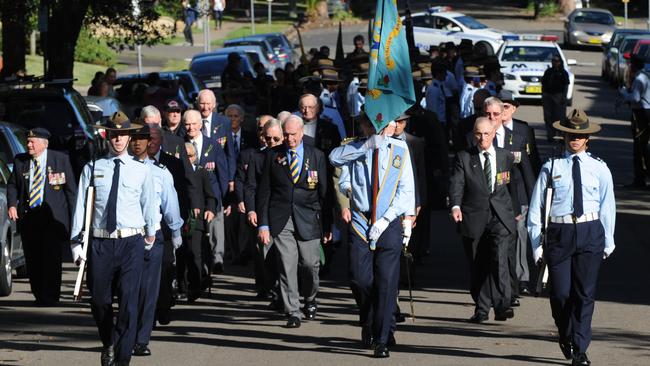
[587,152,606,164]
[153,161,167,170]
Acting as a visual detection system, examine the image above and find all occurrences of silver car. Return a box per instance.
[564,8,616,47]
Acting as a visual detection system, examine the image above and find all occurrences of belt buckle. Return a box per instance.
[572,215,577,224]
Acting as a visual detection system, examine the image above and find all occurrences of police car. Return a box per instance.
[497,38,576,104]
[408,6,517,55]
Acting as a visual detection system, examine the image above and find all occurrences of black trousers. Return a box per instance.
[156,237,176,314]
[18,208,65,305]
[463,214,513,315]
[542,92,567,141]
[631,108,650,184]
[186,229,209,294]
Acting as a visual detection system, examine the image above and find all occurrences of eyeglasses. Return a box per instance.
[503,104,513,110]
[265,136,282,142]
[485,112,502,117]
[301,105,318,110]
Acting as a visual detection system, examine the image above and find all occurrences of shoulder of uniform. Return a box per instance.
[341,137,356,145]
[153,161,167,170]
[132,157,145,164]
[586,152,606,165]
[163,150,174,156]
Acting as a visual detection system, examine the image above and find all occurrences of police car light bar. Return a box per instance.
[504,34,560,42]
[428,6,452,13]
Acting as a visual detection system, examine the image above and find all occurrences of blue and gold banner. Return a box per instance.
[365,0,416,131]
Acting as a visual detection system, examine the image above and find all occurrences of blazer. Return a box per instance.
[235,129,259,153]
[256,143,330,240]
[314,118,341,157]
[188,165,217,232]
[244,147,267,214]
[449,146,517,240]
[195,134,229,208]
[235,147,255,205]
[404,132,428,209]
[513,118,542,175]
[159,151,191,220]
[7,150,77,234]
[209,113,236,181]
[503,126,535,207]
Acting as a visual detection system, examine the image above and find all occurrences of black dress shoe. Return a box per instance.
[469,312,488,323]
[373,343,390,358]
[510,298,521,307]
[304,302,317,320]
[157,309,171,325]
[100,345,114,366]
[395,312,406,323]
[572,352,591,366]
[286,316,301,328]
[559,338,574,360]
[114,362,130,366]
[212,262,224,274]
[494,308,515,321]
[519,286,531,296]
[361,326,374,349]
[132,343,151,356]
[387,334,396,347]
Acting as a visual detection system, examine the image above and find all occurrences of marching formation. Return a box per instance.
[6,13,618,366]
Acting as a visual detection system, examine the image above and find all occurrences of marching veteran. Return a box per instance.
[69,112,157,366]
[7,127,77,306]
[528,109,615,366]
[329,118,415,359]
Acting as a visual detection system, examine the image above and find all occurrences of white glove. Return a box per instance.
[402,219,412,247]
[71,243,85,266]
[363,135,384,150]
[368,218,390,241]
[534,246,544,264]
[172,235,183,250]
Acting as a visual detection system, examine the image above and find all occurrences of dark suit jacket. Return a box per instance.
[456,113,479,152]
[314,118,341,157]
[512,118,542,176]
[159,151,191,220]
[188,165,217,232]
[244,147,267,213]
[404,133,428,209]
[503,126,535,208]
[209,113,236,181]
[236,129,259,153]
[256,143,330,240]
[7,150,77,235]
[449,146,517,240]
[235,147,255,205]
[195,134,229,209]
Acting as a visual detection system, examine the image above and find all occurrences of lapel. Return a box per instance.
[469,147,489,195]
[200,140,213,166]
[298,146,311,183]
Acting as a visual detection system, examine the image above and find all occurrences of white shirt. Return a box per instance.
[189,133,204,159]
[202,112,213,137]
[213,0,225,11]
[304,120,317,138]
[478,145,497,192]
[495,124,505,148]
[503,119,513,131]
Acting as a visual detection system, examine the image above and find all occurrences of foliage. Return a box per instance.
[332,10,356,22]
[155,0,184,19]
[25,55,114,86]
[527,1,561,17]
[74,27,115,66]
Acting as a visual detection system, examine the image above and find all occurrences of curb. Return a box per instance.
[283,18,366,42]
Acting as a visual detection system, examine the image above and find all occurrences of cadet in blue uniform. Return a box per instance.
[70,112,157,366]
[329,119,415,359]
[528,109,616,366]
[129,124,183,357]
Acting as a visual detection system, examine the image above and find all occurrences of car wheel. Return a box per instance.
[0,239,12,296]
[476,42,494,56]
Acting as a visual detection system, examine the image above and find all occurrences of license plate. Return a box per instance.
[525,85,542,94]
[588,38,601,44]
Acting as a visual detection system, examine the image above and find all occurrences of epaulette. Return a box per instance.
[341,137,356,145]
[153,161,167,170]
[132,157,145,163]
[587,152,606,164]
[163,150,174,156]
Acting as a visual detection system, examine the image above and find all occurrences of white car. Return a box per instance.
[498,40,576,105]
[408,6,517,55]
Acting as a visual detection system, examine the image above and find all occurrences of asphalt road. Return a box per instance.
[3,4,650,366]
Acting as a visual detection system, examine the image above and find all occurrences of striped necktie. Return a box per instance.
[289,149,299,184]
[29,158,44,208]
[483,152,493,192]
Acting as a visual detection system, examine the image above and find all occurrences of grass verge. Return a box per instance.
[25,55,123,86]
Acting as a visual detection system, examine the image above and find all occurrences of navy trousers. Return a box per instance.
[348,219,402,345]
[136,230,164,345]
[545,220,605,353]
[88,235,145,362]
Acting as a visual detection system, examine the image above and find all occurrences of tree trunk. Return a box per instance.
[0,0,28,78]
[46,0,90,80]
[559,0,575,15]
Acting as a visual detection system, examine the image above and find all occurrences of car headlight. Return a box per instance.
[503,73,516,80]
[572,30,584,37]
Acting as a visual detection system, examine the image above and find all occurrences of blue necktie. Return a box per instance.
[572,156,583,218]
[234,134,240,155]
[105,159,121,233]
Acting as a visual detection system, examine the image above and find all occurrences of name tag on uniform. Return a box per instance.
[496,171,510,185]
[553,175,562,180]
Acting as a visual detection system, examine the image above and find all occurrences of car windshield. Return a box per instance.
[621,38,648,53]
[501,46,561,62]
[454,15,488,30]
[268,36,285,50]
[225,40,273,60]
[573,11,615,25]
[2,96,77,135]
[191,56,252,77]
[635,43,650,61]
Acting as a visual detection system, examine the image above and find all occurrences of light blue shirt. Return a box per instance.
[527,151,616,256]
[145,158,183,239]
[321,106,347,139]
[620,70,650,109]
[329,136,416,222]
[424,80,446,124]
[484,80,497,96]
[460,83,477,118]
[28,150,47,201]
[346,77,365,117]
[444,70,459,97]
[71,153,158,240]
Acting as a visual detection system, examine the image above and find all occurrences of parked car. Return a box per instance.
[408,6,518,56]
[262,33,299,67]
[0,81,96,178]
[223,35,281,71]
[612,35,650,86]
[602,29,650,81]
[0,122,27,172]
[194,45,276,77]
[564,8,616,47]
[0,157,25,297]
[498,40,576,105]
[84,96,123,124]
[189,50,256,90]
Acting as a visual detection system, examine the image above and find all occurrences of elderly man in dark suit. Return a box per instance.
[256,115,332,328]
[449,117,518,323]
[7,128,77,306]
